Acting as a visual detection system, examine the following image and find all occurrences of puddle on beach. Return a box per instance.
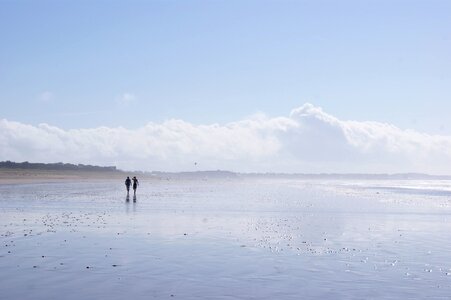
[1,178,451,299]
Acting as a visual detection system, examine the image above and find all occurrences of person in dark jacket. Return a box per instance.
[125,176,131,194]
[132,176,139,196]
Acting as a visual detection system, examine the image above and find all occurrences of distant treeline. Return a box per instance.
[0,161,118,172]
[1,160,449,179]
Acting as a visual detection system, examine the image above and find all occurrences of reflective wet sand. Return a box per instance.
[1,178,451,299]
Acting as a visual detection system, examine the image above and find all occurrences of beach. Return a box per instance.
[1,173,451,299]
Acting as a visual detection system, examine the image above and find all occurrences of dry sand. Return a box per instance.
[0,168,141,184]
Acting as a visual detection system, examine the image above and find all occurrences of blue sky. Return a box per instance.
[1,0,450,130]
[1,0,451,173]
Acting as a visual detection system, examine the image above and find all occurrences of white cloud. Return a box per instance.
[116,93,136,106]
[1,103,451,174]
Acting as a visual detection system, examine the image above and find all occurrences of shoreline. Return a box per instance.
[3,167,451,185]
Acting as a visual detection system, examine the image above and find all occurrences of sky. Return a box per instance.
[1,0,451,173]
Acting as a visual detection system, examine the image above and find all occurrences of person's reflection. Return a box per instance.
[133,198,137,213]
[133,195,137,203]
[126,194,130,202]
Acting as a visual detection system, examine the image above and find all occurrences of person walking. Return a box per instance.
[132,176,139,196]
[125,176,131,194]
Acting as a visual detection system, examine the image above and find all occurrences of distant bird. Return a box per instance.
[194,162,197,166]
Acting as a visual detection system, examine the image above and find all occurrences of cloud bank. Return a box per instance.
[2,103,451,174]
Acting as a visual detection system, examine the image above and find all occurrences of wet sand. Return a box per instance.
[1,176,451,299]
